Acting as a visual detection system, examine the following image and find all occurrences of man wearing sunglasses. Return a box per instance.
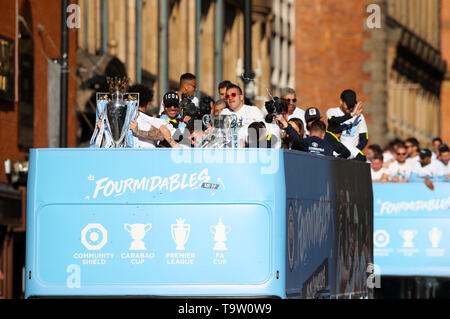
[220,83,266,145]
[159,91,186,147]
[384,145,413,182]
[280,87,306,124]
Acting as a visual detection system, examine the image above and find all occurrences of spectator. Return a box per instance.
[282,117,304,150]
[371,153,388,182]
[159,73,198,114]
[405,137,420,167]
[383,138,404,168]
[385,145,413,182]
[280,87,306,128]
[366,144,383,162]
[326,89,368,160]
[432,137,442,160]
[437,144,450,179]
[324,121,351,159]
[212,99,229,116]
[410,149,448,189]
[246,121,279,149]
[218,80,232,100]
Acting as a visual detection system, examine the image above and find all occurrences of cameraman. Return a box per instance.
[326,89,368,159]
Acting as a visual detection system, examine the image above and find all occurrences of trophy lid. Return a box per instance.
[107,76,130,94]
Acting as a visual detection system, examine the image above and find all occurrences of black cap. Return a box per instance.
[340,89,357,108]
[305,107,321,123]
[163,91,180,108]
[419,148,432,159]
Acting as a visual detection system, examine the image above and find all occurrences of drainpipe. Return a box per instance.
[136,0,142,83]
[196,0,201,99]
[60,0,69,148]
[102,0,107,54]
[243,0,254,103]
[160,0,168,97]
[215,0,223,99]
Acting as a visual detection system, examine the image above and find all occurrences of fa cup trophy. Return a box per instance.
[90,77,139,148]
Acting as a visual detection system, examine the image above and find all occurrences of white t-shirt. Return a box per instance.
[326,107,368,150]
[385,161,414,180]
[406,155,420,168]
[371,167,386,181]
[411,160,446,179]
[159,95,199,115]
[221,104,265,143]
[133,111,167,148]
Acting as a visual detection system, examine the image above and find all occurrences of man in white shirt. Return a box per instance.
[280,87,306,123]
[385,145,413,182]
[411,149,445,180]
[371,153,388,182]
[130,89,179,148]
[220,83,265,145]
[437,144,450,179]
[326,89,368,160]
[405,137,420,167]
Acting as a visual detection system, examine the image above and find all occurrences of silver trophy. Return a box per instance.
[199,114,239,148]
[91,77,139,148]
[105,77,132,147]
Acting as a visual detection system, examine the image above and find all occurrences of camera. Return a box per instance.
[180,93,198,118]
[180,94,213,120]
[265,97,288,115]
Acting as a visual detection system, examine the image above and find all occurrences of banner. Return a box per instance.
[373,183,450,277]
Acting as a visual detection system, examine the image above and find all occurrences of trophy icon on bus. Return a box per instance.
[429,227,442,248]
[210,218,231,251]
[124,223,152,250]
[171,218,190,250]
[400,230,417,248]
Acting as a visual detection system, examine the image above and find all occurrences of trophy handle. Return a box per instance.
[209,225,215,234]
[144,224,152,232]
[124,224,132,233]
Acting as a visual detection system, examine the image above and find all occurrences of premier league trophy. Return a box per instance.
[90,77,139,148]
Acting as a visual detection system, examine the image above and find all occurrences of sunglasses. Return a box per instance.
[397,152,407,156]
[166,105,180,109]
[225,92,239,99]
[283,98,297,103]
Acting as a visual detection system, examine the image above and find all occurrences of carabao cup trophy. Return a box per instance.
[90,77,139,148]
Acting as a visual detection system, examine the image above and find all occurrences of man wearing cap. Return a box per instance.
[410,149,448,188]
[326,89,368,160]
[159,91,187,146]
[128,85,177,148]
[304,107,321,136]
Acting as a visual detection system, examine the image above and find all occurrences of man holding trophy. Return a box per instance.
[90,77,178,148]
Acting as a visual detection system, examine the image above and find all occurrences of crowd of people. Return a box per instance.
[120,73,369,162]
[99,72,449,185]
[368,137,450,186]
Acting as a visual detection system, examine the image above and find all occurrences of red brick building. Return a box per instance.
[0,0,77,298]
[295,0,447,149]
